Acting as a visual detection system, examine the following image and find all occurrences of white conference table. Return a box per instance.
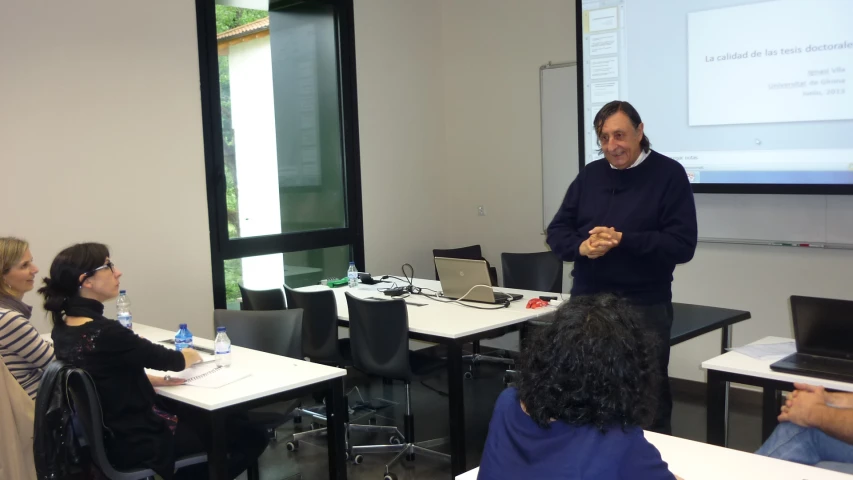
[298,277,558,477]
[703,336,853,447]
[456,431,852,479]
[76,323,348,480]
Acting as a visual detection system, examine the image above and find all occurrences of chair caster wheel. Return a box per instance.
[286,440,299,452]
[309,422,321,430]
[389,435,402,445]
[352,454,364,465]
[383,473,398,480]
[368,417,377,425]
[463,371,474,380]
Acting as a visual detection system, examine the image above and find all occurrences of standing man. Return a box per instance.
[546,100,697,434]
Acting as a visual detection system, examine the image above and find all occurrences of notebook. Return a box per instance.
[173,362,250,388]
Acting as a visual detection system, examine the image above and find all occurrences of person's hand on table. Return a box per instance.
[181,348,202,369]
[779,384,828,427]
[147,374,186,387]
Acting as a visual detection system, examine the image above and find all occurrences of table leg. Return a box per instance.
[762,387,781,442]
[208,410,229,480]
[721,325,732,446]
[706,369,727,446]
[720,324,732,355]
[447,340,466,477]
[326,378,348,480]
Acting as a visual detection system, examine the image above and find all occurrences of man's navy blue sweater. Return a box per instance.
[546,151,698,305]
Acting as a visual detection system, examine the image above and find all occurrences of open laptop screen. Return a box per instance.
[791,296,853,360]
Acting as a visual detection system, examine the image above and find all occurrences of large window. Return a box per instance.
[196,0,363,308]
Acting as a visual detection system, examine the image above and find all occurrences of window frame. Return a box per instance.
[195,0,365,308]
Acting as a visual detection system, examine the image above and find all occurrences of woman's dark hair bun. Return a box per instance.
[38,276,67,313]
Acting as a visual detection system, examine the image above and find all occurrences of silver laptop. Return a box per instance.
[434,257,522,304]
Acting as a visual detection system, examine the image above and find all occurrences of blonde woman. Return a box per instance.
[0,237,54,399]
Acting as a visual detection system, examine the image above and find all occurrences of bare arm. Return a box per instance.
[781,384,853,444]
[806,405,853,444]
[827,391,853,409]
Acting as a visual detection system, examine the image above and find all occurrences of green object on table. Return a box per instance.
[327,277,349,288]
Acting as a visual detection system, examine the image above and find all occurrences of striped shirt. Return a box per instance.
[0,306,55,399]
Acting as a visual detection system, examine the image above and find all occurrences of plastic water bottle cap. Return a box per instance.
[216,326,226,332]
[349,261,355,265]
[179,323,188,329]
[120,290,126,295]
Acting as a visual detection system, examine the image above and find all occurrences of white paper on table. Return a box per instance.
[172,362,250,388]
[729,341,796,360]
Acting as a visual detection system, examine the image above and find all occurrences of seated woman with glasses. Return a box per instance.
[41,242,266,480]
[478,294,682,480]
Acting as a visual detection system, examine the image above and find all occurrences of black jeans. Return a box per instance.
[634,301,674,435]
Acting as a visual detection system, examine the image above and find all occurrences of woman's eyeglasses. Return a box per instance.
[80,261,115,285]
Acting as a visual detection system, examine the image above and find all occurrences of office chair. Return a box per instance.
[483,252,563,385]
[462,252,564,383]
[345,293,450,479]
[66,368,208,480]
[501,251,563,293]
[432,245,499,286]
[283,286,363,452]
[238,284,286,311]
[213,309,321,442]
[285,286,351,367]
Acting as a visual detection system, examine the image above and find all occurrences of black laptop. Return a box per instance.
[769,295,853,382]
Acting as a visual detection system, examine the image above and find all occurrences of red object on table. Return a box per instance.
[526,298,549,309]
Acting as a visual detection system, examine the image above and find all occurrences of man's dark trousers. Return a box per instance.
[635,301,674,435]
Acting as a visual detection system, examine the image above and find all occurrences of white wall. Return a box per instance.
[354,0,448,279]
[441,0,577,267]
[1,0,214,336]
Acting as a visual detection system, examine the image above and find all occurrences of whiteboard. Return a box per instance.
[539,63,853,249]
[541,63,579,231]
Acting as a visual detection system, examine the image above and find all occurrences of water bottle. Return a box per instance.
[116,290,133,330]
[347,261,358,288]
[175,323,193,351]
[214,326,232,367]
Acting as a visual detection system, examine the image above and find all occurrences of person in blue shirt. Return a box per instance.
[478,294,682,480]
[546,100,698,433]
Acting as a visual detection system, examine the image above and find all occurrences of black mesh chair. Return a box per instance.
[433,245,498,286]
[213,309,306,442]
[345,293,450,480]
[501,251,563,293]
[283,286,356,452]
[285,286,351,367]
[238,284,286,311]
[66,368,207,480]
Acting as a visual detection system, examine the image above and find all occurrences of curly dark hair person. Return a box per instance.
[517,294,660,432]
